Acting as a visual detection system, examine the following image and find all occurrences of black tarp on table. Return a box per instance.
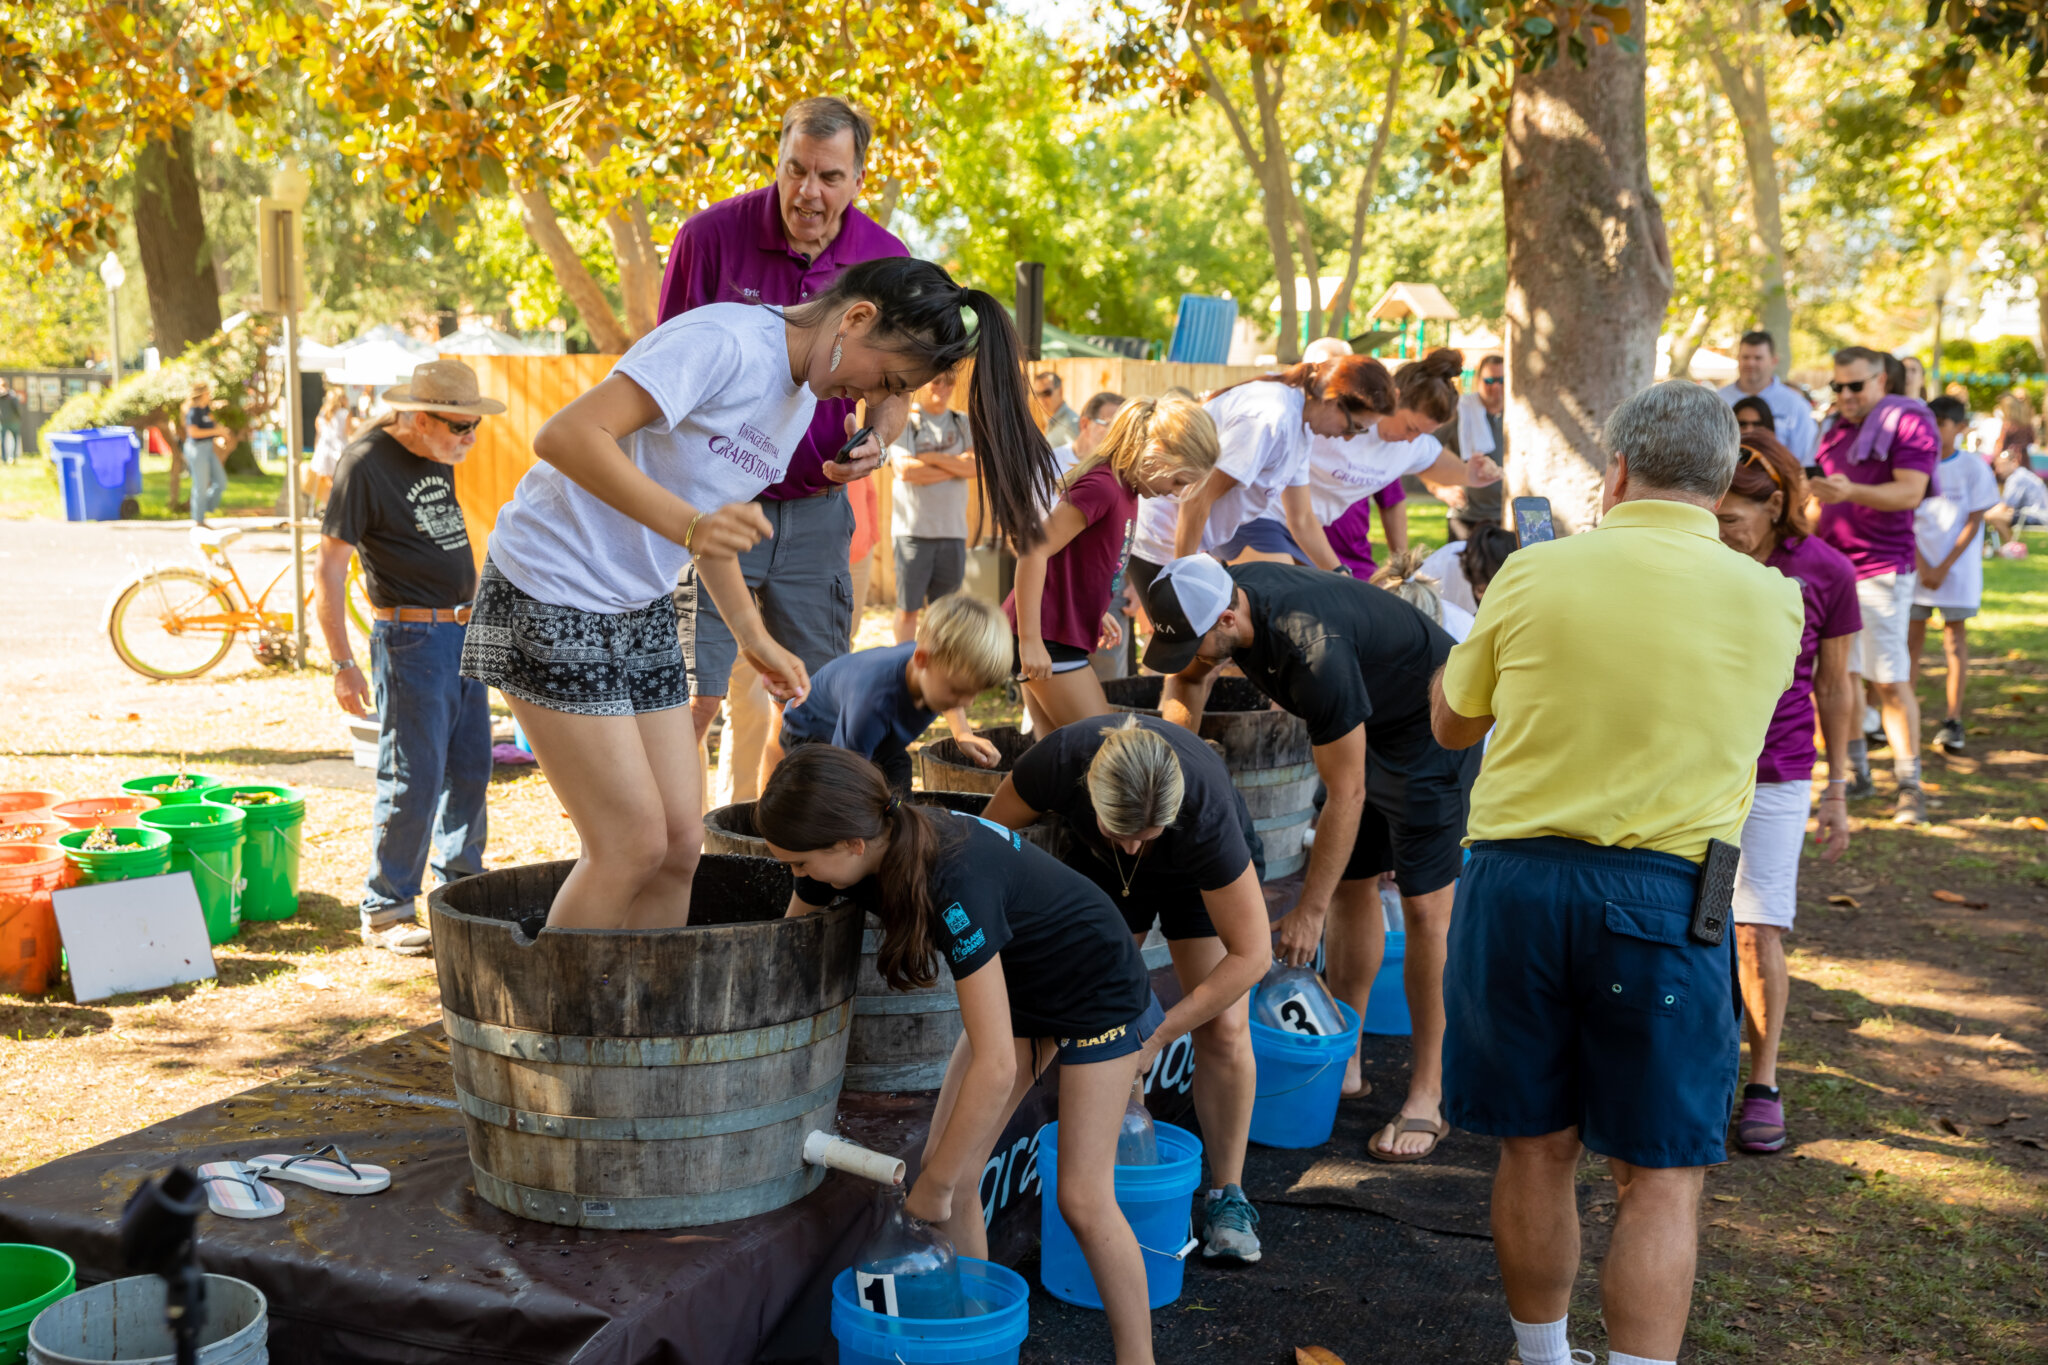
[0,968,1196,1365]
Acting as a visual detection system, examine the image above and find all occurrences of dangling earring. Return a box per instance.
[830,334,844,373]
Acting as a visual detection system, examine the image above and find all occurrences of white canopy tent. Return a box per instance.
[435,323,546,356]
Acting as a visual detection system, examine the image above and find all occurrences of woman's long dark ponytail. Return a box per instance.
[754,745,953,990]
[783,258,1057,551]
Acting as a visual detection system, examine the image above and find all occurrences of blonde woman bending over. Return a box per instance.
[1006,395,1219,731]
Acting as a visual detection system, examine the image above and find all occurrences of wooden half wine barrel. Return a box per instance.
[914,725,1034,796]
[1102,675,1317,880]
[428,855,862,1229]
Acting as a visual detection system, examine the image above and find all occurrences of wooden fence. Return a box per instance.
[448,352,1271,599]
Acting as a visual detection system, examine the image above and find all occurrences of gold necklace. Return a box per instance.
[1109,842,1141,897]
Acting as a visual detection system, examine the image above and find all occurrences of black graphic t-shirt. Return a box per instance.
[1010,714,1260,897]
[795,814,1148,1039]
[323,427,477,608]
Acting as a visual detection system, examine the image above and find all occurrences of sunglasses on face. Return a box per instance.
[1480,376,1504,387]
[428,412,481,436]
[1829,378,1876,396]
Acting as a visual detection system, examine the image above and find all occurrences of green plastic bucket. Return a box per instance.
[139,805,245,944]
[202,785,303,922]
[55,827,172,884]
[119,773,222,807]
[0,1243,75,1365]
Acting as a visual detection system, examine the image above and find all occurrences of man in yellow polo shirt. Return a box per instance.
[1429,381,1802,1365]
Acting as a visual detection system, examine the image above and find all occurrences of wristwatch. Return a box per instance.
[334,659,361,675]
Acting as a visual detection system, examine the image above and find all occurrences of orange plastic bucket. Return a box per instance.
[0,817,70,847]
[0,793,61,817]
[0,845,72,996]
[49,795,161,830]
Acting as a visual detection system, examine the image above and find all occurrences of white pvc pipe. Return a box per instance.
[803,1130,905,1187]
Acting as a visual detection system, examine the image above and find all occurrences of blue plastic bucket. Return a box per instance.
[1037,1119,1202,1311]
[1249,999,1360,1149]
[49,428,139,522]
[831,1258,1030,1365]
[1361,929,1412,1036]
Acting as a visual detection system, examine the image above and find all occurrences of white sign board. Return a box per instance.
[52,873,217,1003]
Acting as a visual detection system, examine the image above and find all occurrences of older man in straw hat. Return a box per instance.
[315,359,505,956]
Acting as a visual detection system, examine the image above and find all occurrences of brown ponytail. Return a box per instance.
[1392,348,1464,425]
[754,745,959,990]
[1208,354,1396,421]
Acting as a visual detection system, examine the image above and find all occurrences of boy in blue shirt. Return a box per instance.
[773,592,1011,791]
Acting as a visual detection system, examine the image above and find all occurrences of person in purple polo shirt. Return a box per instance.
[1809,345,1937,826]
[657,95,913,758]
[1715,432,1859,1155]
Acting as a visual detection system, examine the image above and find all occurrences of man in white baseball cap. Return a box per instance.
[1144,553,1478,1165]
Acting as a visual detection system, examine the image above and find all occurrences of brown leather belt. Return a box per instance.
[372,605,472,624]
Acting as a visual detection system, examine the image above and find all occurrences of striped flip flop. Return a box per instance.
[195,1162,285,1219]
[247,1143,390,1195]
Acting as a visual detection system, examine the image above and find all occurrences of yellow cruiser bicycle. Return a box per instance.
[105,524,375,680]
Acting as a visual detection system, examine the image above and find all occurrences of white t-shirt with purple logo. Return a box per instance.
[1132,382,1308,564]
[1306,426,1442,524]
[487,303,816,613]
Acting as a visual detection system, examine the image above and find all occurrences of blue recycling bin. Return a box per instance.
[48,427,141,522]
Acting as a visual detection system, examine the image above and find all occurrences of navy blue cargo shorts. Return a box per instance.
[1442,836,1740,1168]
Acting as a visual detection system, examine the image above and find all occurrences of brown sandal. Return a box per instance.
[1367,1116,1447,1163]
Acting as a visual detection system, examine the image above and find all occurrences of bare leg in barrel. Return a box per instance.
[509,697,703,929]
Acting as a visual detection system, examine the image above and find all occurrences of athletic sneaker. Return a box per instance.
[1845,766,1875,800]
[1200,1184,1262,1264]
[1893,785,1925,827]
[1938,718,1967,755]
[1735,1085,1788,1154]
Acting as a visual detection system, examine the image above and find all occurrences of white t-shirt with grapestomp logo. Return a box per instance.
[486,303,817,614]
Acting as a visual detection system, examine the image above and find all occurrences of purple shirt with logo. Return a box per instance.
[1813,405,1940,579]
[1756,533,1861,784]
[657,184,907,500]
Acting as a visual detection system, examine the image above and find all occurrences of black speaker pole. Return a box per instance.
[1015,262,1046,362]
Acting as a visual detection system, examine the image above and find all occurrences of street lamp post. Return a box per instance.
[260,162,311,668]
[99,254,126,385]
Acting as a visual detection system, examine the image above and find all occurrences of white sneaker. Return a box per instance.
[363,921,432,957]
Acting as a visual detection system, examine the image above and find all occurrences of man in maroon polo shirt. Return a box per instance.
[1810,345,1937,825]
[659,95,911,754]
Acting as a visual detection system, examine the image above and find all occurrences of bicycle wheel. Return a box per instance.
[295,551,377,648]
[108,568,241,679]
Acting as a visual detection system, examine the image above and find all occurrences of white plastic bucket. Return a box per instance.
[28,1274,266,1365]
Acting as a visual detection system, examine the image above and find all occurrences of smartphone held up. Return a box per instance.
[1513,496,1556,547]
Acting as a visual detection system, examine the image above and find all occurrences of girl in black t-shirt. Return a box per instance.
[987,715,1272,1264]
[758,746,1161,1364]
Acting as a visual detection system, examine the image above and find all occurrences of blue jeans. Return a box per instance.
[184,439,225,525]
[363,619,491,928]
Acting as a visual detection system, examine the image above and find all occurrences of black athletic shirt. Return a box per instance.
[1010,715,1260,897]
[322,427,477,609]
[1227,562,1454,746]
[794,813,1149,1039]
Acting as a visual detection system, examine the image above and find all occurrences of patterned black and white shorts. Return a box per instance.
[460,558,689,717]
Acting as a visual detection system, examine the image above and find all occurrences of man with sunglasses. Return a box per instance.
[1434,354,1506,540]
[317,359,502,955]
[1810,345,1938,825]
[1035,371,1081,449]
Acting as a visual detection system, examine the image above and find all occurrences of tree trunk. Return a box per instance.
[603,205,659,342]
[1501,0,1671,533]
[1328,11,1411,338]
[517,184,634,354]
[1703,3,1790,372]
[131,127,223,362]
[1193,39,1301,362]
[869,177,904,230]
